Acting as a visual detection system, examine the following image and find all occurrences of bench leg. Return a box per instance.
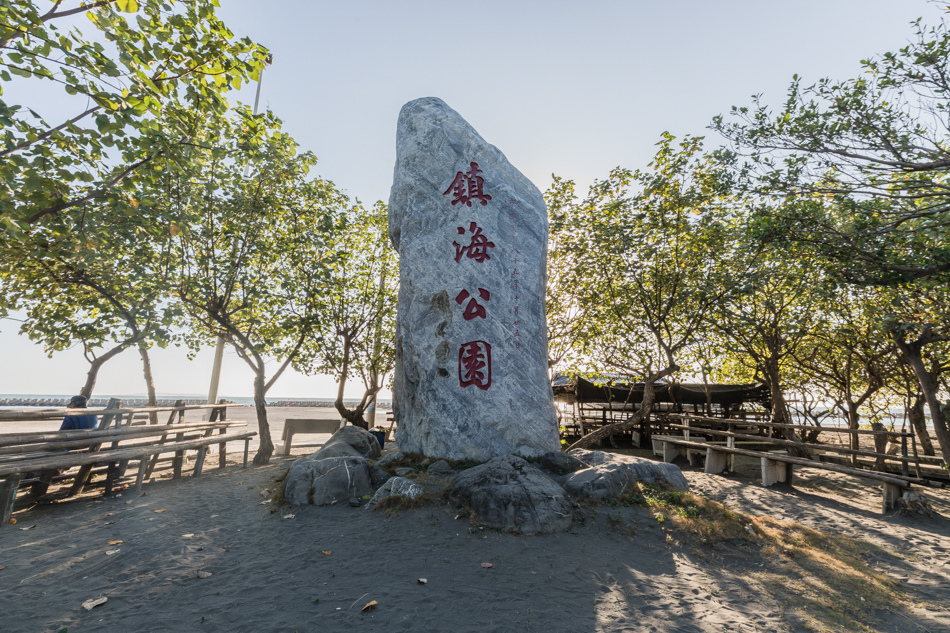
[194,447,207,477]
[630,431,642,448]
[661,442,682,463]
[134,459,149,492]
[687,448,704,468]
[243,438,250,467]
[173,450,184,479]
[705,448,728,475]
[651,438,663,457]
[69,464,94,496]
[281,431,293,456]
[761,457,792,486]
[882,483,902,513]
[1,475,21,526]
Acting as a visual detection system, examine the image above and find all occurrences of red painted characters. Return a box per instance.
[458,340,492,390]
[455,288,490,321]
[443,162,492,207]
[453,222,496,264]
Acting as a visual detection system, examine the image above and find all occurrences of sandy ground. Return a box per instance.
[1,415,949,633]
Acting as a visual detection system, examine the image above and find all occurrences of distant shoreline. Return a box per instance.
[0,395,392,409]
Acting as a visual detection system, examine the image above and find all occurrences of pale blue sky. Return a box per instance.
[1,1,944,399]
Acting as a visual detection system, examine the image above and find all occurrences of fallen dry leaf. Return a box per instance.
[82,596,107,610]
[322,551,332,556]
[154,509,166,514]
[282,514,295,520]
[209,514,219,518]
[181,534,195,539]
[104,521,115,525]
[0,564,5,570]
[105,549,120,556]
[107,540,123,545]
[417,578,427,584]
[259,500,270,505]
[197,570,212,579]
[19,525,36,531]
[481,562,493,568]
[8,518,16,525]
[361,600,377,612]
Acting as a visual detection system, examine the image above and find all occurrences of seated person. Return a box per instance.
[60,395,99,430]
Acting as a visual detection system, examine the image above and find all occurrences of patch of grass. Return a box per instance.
[751,517,905,633]
[268,470,290,507]
[374,491,432,516]
[602,482,910,631]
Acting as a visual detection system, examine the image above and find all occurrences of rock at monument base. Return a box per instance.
[365,476,425,510]
[563,449,688,499]
[311,426,382,461]
[448,455,573,534]
[540,451,588,475]
[426,459,454,477]
[284,455,374,506]
[376,450,406,468]
[389,97,560,461]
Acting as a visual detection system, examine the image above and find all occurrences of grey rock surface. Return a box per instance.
[563,449,689,499]
[389,97,559,461]
[448,455,573,534]
[370,464,391,487]
[540,451,588,475]
[283,455,374,506]
[365,476,425,510]
[312,426,382,461]
[426,459,454,476]
[376,450,406,468]
[394,467,414,477]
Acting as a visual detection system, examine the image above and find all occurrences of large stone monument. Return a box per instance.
[389,97,559,461]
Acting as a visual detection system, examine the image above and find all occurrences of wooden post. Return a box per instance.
[1,475,20,526]
[901,433,909,478]
[243,438,250,467]
[882,483,902,513]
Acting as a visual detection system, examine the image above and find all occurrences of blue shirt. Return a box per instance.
[60,415,99,430]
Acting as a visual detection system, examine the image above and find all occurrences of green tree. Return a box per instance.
[713,7,950,285]
[172,110,344,465]
[296,201,397,429]
[0,195,181,404]
[547,135,746,450]
[0,0,268,241]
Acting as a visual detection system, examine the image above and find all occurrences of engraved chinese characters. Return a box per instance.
[389,97,559,461]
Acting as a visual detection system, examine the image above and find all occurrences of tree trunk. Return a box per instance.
[79,342,129,398]
[252,372,274,465]
[568,366,676,451]
[764,358,810,457]
[138,342,159,424]
[909,395,935,456]
[333,334,369,429]
[896,336,950,464]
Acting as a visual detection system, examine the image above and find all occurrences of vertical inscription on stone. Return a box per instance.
[389,97,559,461]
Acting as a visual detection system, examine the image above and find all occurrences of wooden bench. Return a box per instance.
[1,428,256,525]
[651,435,915,513]
[280,419,342,455]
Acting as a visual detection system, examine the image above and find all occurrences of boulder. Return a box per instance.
[311,425,382,461]
[389,97,560,461]
[365,476,425,510]
[540,451,587,475]
[376,450,406,468]
[448,455,572,534]
[284,455,374,506]
[370,464,391,487]
[563,449,688,499]
[426,459,455,476]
